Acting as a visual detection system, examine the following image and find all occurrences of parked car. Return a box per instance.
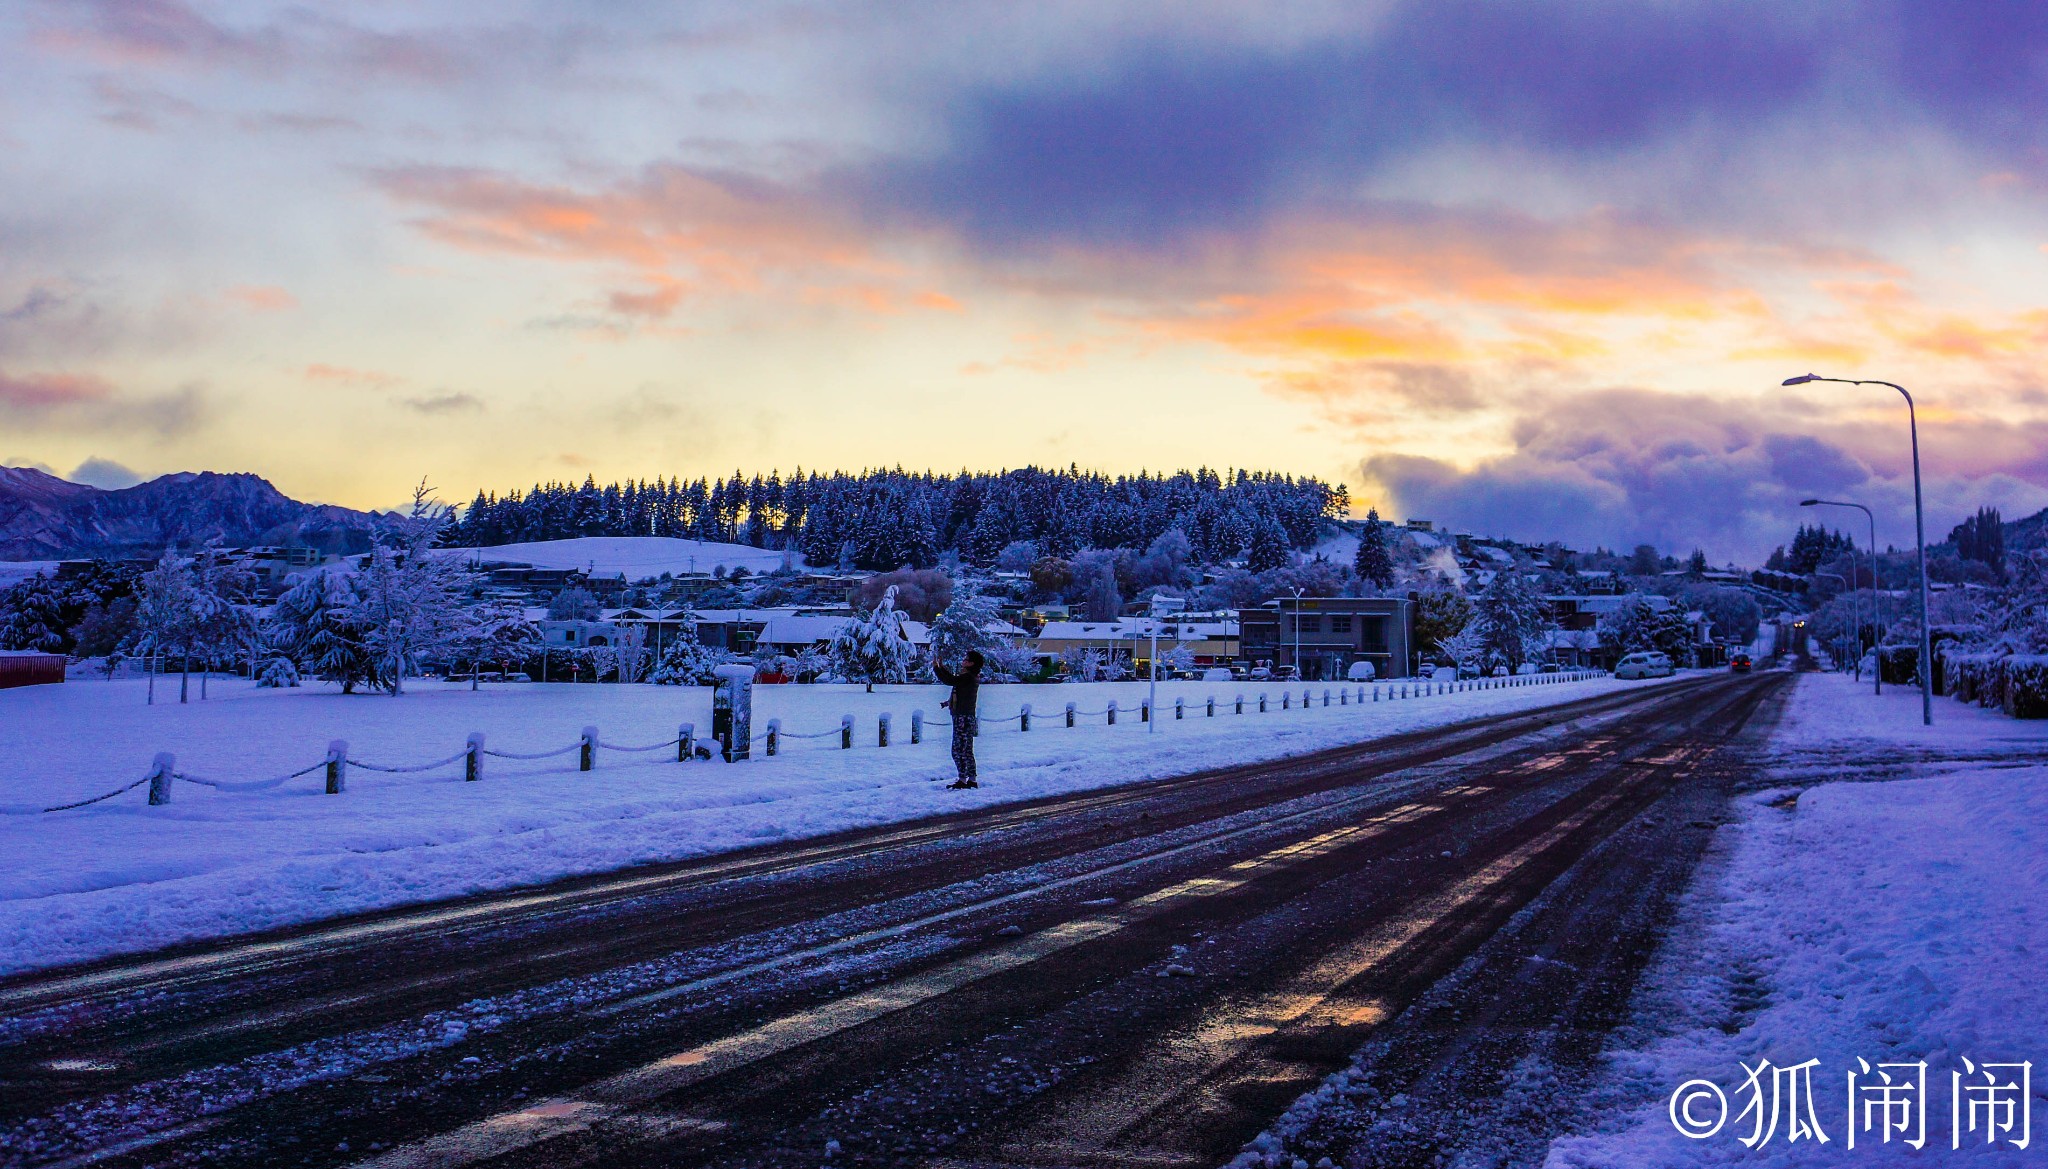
[1249,665,1274,681]
[1538,663,1562,673]
[1345,660,1377,682]
[1616,651,1676,679]
[1729,651,1753,673]
[1491,665,1510,677]
[1202,667,1233,682]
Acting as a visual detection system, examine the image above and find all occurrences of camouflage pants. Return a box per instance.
[950,711,977,780]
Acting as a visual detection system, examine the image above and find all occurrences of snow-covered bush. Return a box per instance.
[650,638,736,685]
[257,657,301,688]
[2001,656,2048,719]
[1946,652,2000,706]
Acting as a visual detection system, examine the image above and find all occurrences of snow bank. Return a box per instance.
[1546,672,2048,1167]
[433,536,795,579]
[0,672,1642,974]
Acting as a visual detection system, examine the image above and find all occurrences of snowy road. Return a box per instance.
[0,671,1787,1169]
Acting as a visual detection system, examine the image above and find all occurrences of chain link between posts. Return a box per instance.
[11,670,1606,809]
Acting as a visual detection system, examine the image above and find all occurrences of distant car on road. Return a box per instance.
[1345,660,1377,682]
[1616,652,1676,679]
[1729,651,1753,673]
[1202,667,1233,682]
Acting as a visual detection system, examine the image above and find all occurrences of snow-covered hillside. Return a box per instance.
[436,536,798,579]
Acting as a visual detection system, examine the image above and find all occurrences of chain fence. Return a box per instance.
[5,670,1608,811]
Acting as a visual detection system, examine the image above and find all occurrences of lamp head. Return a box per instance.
[1782,374,1818,386]
[1800,499,1820,507]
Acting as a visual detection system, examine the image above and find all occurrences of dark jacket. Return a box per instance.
[934,659,981,720]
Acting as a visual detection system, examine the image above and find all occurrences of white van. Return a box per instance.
[1345,660,1376,682]
[1615,651,1675,679]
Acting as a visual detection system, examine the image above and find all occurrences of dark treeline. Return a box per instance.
[442,467,1348,571]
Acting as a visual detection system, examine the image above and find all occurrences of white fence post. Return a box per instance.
[678,723,694,761]
[148,752,175,805]
[1175,697,1185,720]
[1139,699,1150,724]
[465,733,483,782]
[911,709,924,744]
[840,714,853,749]
[879,712,891,748]
[1066,701,1077,728]
[766,718,780,756]
[1107,703,1117,726]
[325,740,347,794]
[580,726,597,771]
[1019,703,1031,732]
[1206,696,1216,717]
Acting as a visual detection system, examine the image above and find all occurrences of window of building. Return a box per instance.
[1330,615,1353,634]
[1294,614,1321,634]
[1358,616,1389,651]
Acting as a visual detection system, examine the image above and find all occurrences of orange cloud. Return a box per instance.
[0,368,114,407]
[226,284,297,312]
[377,164,955,319]
[303,363,401,388]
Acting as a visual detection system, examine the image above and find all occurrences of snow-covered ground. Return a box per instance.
[433,536,796,578]
[0,670,1637,975]
[1543,673,2048,1167]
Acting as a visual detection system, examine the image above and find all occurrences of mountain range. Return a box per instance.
[0,467,392,561]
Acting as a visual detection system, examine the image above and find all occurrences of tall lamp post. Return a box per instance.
[1801,497,1881,695]
[1783,374,1932,725]
[1288,586,1306,681]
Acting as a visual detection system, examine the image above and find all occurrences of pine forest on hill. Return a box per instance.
[442,467,1349,572]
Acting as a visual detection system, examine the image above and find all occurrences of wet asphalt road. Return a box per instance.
[0,671,1788,1169]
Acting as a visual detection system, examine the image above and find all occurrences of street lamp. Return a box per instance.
[1801,497,1881,695]
[1288,586,1306,681]
[1783,374,1932,725]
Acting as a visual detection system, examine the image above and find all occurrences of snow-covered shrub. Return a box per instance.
[1946,652,2000,706]
[257,657,301,688]
[650,638,736,685]
[2000,656,2048,719]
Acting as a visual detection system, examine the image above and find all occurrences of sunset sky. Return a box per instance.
[3,1,2046,560]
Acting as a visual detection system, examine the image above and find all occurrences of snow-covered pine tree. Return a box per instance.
[268,568,378,692]
[0,574,66,653]
[827,584,919,691]
[1247,515,1291,573]
[650,635,736,685]
[1472,571,1553,671]
[1353,509,1395,590]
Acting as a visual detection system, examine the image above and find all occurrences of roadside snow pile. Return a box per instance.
[0,672,1646,974]
[1546,672,2048,1167]
[433,536,794,579]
